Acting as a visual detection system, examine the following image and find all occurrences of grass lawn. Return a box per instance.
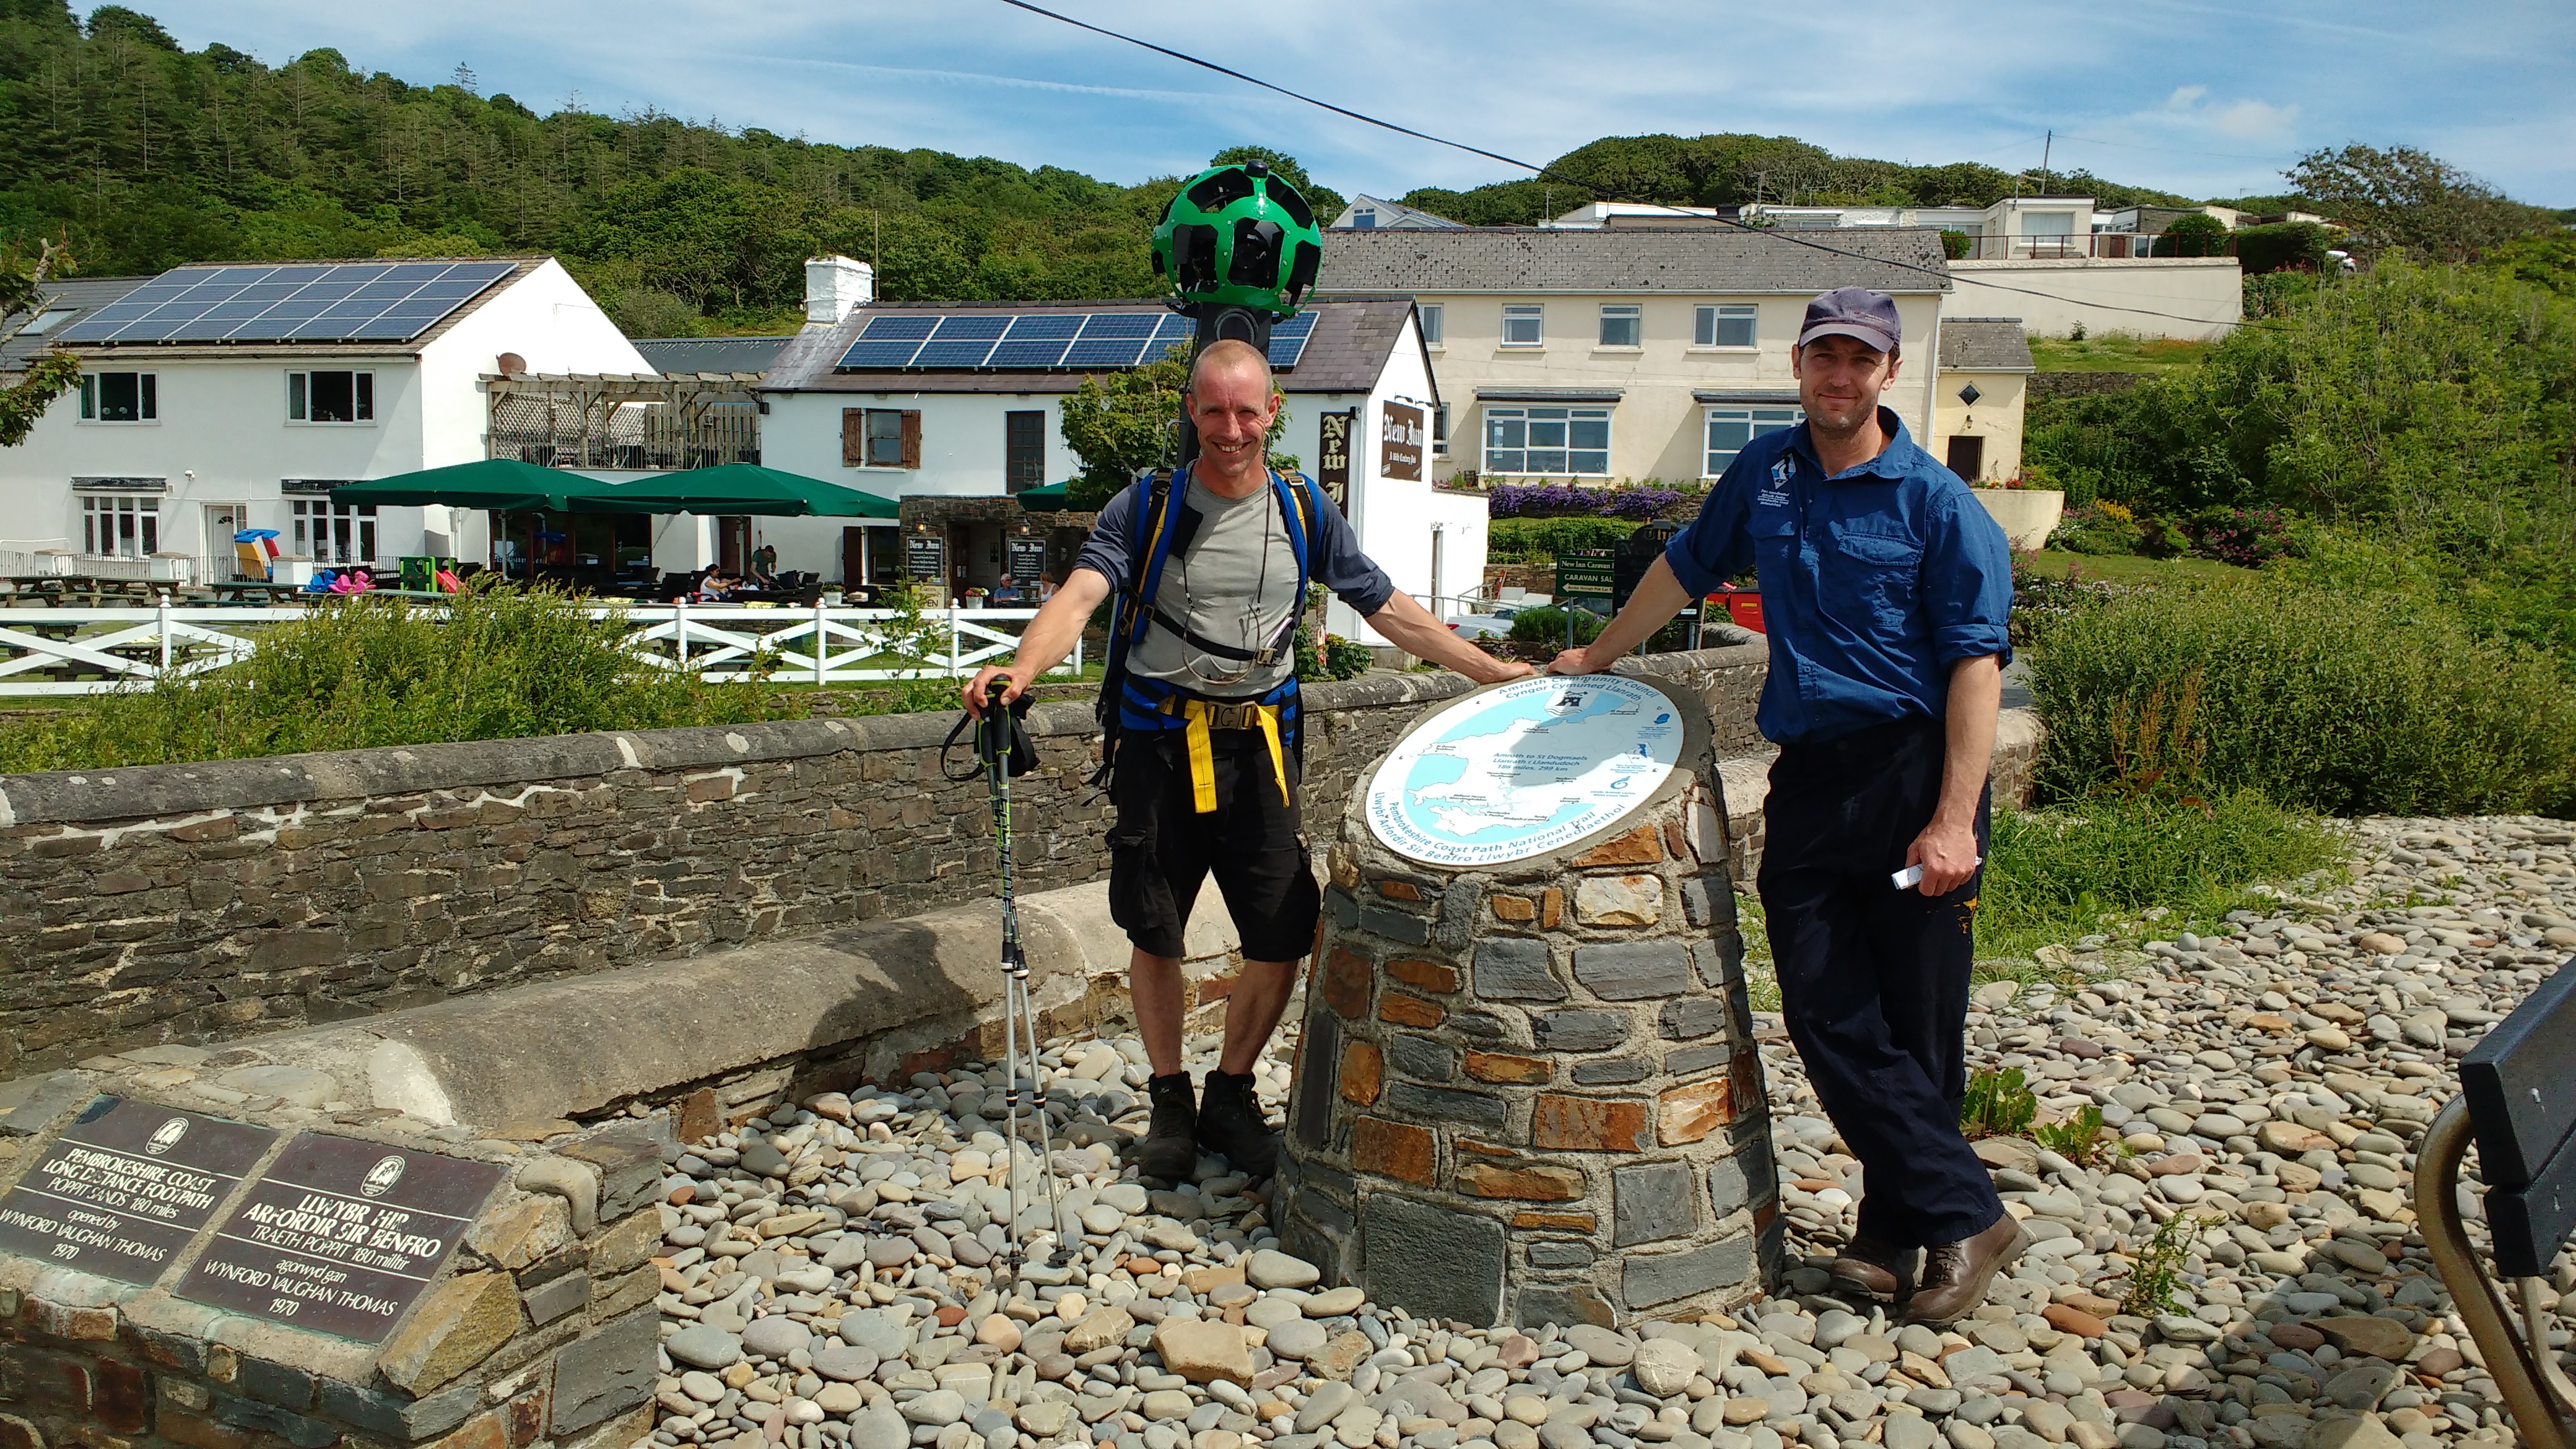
[2027,335,2213,373]
[2017,550,2251,587]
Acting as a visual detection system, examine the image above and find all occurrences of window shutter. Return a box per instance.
[843,409,865,467]
[899,411,921,469]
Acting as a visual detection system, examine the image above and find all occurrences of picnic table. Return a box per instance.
[1,575,164,607]
[198,579,313,605]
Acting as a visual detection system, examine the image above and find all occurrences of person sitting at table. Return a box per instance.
[696,570,737,602]
[990,579,1024,605]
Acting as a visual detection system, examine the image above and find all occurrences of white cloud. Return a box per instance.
[2165,85,2210,110]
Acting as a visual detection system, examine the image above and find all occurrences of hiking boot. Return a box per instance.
[1136,1073,1199,1182]
[1904,1214,2029,1326]
[1829,1235,1916,1302]
[1194,1070,1279,1179]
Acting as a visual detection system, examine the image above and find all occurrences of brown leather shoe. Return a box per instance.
[1829,1235,1915,1301]
[1903,1214,2029,1326]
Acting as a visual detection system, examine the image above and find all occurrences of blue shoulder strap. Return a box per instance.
[1274,469,1313,606]
[1131,468,1186,646]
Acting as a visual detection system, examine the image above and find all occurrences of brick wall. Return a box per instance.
[0,645,1770,1076]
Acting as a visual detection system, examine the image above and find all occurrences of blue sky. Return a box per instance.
[146,1,2576,207]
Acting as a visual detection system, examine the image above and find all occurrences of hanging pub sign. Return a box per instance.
[1380,402,1425,482]
[906,533,947,583]
[1316,411,1355,510]
[1007,536,1046,585]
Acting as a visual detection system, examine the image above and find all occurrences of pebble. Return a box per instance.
[638,814,2570,1449]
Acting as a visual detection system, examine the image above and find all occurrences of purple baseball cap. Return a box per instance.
[1797,287,1902,353]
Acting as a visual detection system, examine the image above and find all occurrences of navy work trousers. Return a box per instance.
[1757,714,2005,1249]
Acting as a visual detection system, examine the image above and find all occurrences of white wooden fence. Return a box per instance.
[0,602,1080,696]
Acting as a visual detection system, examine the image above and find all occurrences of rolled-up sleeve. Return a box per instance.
[1663,466,1753,599]
[1071,484,1139,587]
[1922,485,2015,666]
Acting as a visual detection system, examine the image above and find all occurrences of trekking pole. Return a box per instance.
[980,679,1065,1273]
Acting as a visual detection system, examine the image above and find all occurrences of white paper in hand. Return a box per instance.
[1892,858,1982,890]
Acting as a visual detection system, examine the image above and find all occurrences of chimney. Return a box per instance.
[806,255,875,325]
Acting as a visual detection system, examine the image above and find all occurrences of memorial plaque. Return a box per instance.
[179,1134,504,1344]
[0,1096,277,1286]
[1364,674,1684,868]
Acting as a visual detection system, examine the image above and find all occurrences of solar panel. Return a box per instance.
[831,308,1321,373]
[1269,311,1318,370]
[56,260,520,345]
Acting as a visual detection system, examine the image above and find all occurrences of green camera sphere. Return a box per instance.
[1151,162,1323,314]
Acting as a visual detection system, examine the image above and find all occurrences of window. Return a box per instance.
[287,370,373,423]
[1695,305,1757,349]
[1418,303,1442,347]
[79,496,159,557]
[1597,305,1640,349]
[1433,402,1450,458]
[20,309,74,336]
[290,500,378,564]
[1352,209,1377,229]
[843,407,921,469]
[79,372,156,422]
[1484,406,1610,476]
[1004,410,1046,494]
[1501,305,1543,347]
[1704,405,1803,477]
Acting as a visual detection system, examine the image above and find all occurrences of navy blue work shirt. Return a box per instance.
[1664,407,2014,746]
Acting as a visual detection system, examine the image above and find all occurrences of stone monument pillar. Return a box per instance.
[1278,673,1782,1329]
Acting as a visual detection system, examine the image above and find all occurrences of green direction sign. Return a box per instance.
[1554,550,1614,601]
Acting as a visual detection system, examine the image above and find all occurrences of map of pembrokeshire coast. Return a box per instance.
[1365,675,1682,867]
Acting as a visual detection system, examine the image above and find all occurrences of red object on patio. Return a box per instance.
[1710,586,1764,633]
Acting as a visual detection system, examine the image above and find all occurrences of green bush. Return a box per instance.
[2155,213,2230,257]
[1983,791,2346,931]
[2027,583,2576,816]
[2047,500,2146,555]
[0,587,785,772]
[1507,606,1604,646]
[2232,221,2331,276]
[2242,269,2319,320]
[1486,516,1639,564]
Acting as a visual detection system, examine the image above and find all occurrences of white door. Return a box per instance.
[204,503,248,580]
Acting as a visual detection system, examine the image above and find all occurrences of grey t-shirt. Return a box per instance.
[1074,469,1397,699]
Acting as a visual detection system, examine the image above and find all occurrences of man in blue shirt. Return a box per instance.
[1552,288,2022,1325]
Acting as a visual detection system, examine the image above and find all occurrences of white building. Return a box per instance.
[754,281,1482,643]
[0,257,650,580]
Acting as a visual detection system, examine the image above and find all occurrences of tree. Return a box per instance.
[1206,145,1343,225]
[2287,145,2553,262]
[2156,213,2230,258]
[0,238,83,448]
[1057,346,1291,509]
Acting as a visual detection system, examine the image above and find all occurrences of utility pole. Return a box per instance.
[2041,131,2053,192]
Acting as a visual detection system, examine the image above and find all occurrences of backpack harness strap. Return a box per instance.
[1112,466,1316,814]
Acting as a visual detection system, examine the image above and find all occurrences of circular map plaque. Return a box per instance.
[1364,674,1683,868]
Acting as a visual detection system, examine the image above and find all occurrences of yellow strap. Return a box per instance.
[1256,705,1289,807]
[1182,702,1218,814]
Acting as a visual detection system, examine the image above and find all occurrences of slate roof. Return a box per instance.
[1313,226,1950,295]
[0,275,150,375]
[760,298,1427,401]
[632,335,795,375]
[1937,318,2035,373]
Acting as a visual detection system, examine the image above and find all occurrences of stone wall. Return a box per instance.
[0,1080,667,1448]
[0,646,1770,1076]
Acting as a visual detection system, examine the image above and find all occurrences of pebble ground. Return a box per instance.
[643,816,2576,1449]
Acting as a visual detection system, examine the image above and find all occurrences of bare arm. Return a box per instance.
[1547,555,1695,674]
[1907,653,2002,895]
[962,568,1113,714]
[1365,590,1536,685]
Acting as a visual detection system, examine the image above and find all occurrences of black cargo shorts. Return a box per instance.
[1107,730,1319,963]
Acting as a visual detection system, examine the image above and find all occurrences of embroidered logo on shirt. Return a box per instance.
[1770,459,1793,485]
[1756,490,1790,507]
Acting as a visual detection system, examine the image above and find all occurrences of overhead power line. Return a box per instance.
[992,0,2275,334]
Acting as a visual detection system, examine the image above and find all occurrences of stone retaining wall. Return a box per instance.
[0,1079,668,1448]
[0,646,1769,1076]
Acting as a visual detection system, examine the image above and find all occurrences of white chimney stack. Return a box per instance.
[806,255,875,325]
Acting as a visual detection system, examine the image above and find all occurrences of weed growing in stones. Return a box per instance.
[2119,1209,2215,1318]
[1960,1068,2038,1139]
[2033,1105,2120,1167]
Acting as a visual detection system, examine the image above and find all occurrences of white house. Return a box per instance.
[0,257,650,580]
[754,284,1481,645]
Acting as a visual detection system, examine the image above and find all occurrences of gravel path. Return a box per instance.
[642,816,2575,1449]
